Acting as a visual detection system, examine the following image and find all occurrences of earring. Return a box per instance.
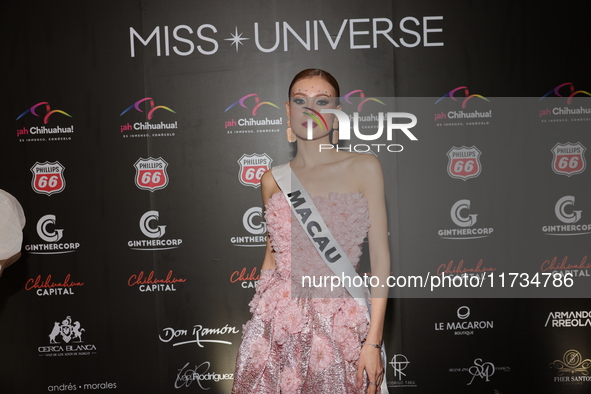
[331,117,339,144]
[286,127,297,142]
[331,129,339,145]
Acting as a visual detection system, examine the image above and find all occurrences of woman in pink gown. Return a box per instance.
[233,69,390,394]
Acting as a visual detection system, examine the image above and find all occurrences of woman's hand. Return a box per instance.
[357,343,384,393]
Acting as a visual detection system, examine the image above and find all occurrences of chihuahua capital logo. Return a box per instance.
[121,97,175,119]
[435,87,490,108]
[17,102,72,124]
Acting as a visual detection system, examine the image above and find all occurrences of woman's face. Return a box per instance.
[287,76,339,141]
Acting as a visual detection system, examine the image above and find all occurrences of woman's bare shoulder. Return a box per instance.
[261,169,281,203]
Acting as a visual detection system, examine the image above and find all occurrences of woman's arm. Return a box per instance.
[353,154,390,393]
[260,170,280,271]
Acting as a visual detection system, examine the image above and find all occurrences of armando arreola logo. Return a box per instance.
[134,157,169,191]
[120,97,178,138]
[128,211,183,251]
[438,199,494,240]
[447,146,482,180]
[237,153,272,188]
[545,310,591,328]
[16,102,74,142]
[25,214,81,255]
[542,195,591,236]
[552,142,586,177]
[30,161,66,195]
[39,316,97,357]
[230,207,266,247]
[550,349,591,384]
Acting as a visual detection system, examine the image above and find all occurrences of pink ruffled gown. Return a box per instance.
[232,192,371,394]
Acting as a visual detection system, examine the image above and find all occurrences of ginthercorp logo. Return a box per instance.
[545,311,591,328]
[30,161,66,196]
[387,354,417,388]
[551,142,586,177]
[119,97,178,138]
[434,306,493,336]
[16,102,74,142]
[542,196,591,236]
[129,16,444,58]
[550,349,591,383]
[230,207,266,247]
[237,153,272,188]
[24,214,80,255]
[224,94,282,135]
[38,316,97,357]
[134,157,169,191]
[128,211,183,251]
[434,87,492,127]
[438,200,494,240]
[447,146,482,180]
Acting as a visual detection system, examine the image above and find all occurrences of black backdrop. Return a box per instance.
[1,1,591,393]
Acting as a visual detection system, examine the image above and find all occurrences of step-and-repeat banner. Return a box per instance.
[1,1,590,393]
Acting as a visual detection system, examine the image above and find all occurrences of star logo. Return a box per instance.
[225,27,249,52]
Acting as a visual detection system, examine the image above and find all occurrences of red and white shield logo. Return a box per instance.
[30,161,66,196]
[447,146,482,181]
[552,142,586,177]
[134,157,169,191]
[237,153,272,188]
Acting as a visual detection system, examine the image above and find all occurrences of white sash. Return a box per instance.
[271,162,388,393]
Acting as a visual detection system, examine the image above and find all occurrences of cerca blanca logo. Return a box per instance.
[438,199,494,240]
[38,316,97,357]
[542,195,591,236]
[128,211,183,250]
[25,214,80,255]
[230,207,266,247]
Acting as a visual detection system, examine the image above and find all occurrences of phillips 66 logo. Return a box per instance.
[30,161,66,195]
[237,153,272,188]
[134,157,169,191]
[552,142,586,177]
[447,146,482,180]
